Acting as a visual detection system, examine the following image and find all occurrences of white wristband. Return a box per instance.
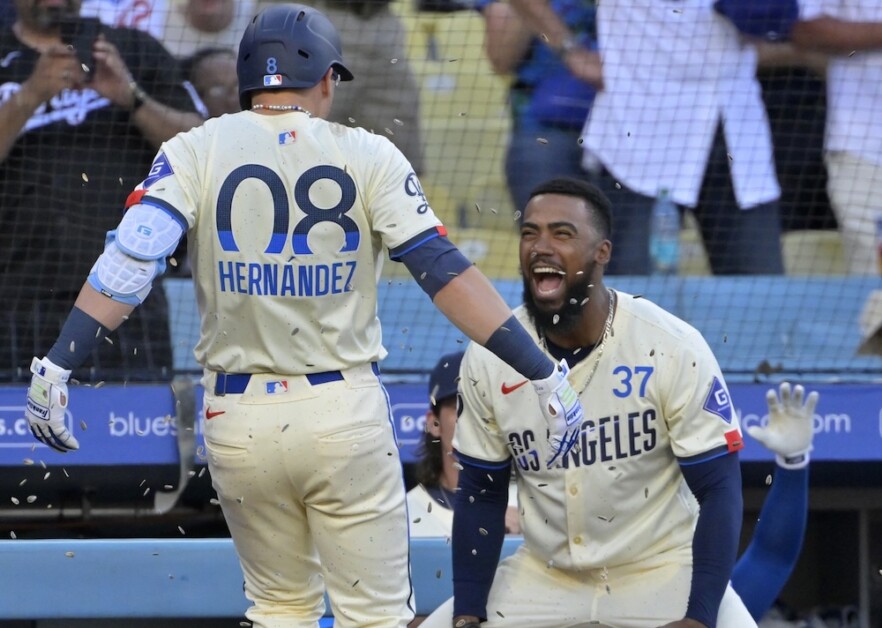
[30,357,70,385]
[775,451,810,470]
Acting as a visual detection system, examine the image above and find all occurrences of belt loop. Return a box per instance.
[216,373,226,397]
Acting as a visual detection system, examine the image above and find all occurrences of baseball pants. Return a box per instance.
[202,364,414,627]
[419,543,756,627]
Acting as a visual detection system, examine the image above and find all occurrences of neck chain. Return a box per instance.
[540,288,616,394]
[251,104,312,115]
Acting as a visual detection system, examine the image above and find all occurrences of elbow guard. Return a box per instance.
[88,203,185,305]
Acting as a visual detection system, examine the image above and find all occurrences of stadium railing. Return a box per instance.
[0,536,524,620]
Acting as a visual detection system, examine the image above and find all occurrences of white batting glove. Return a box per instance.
[747,382,817,470]
[26,357,79,453]
[532,359,584,468]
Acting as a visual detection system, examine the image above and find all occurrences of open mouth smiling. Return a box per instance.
[531,265,566,298]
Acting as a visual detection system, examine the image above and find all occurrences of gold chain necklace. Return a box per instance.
[251,104,312,115]
[540,287,616,395]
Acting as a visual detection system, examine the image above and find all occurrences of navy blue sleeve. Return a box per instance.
[731,466,808,620]
[398,235,553,381]
[396,233,474,299]
[451,452,512,620]
[47,307,109,369]
[679,451,744,628]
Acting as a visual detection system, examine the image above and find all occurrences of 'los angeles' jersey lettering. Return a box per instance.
[563,408,658,470]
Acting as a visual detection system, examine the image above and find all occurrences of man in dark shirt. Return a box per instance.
[0,0,203,381]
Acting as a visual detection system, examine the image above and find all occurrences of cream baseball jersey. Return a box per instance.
[454,291,744,571]
[135,110,442,374]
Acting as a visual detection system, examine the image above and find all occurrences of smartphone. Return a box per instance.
[58,16,103,82]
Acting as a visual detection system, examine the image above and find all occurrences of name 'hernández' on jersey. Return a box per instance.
[216,259,357,297]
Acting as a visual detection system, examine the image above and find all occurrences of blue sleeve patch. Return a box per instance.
[141,152,174,189]
[703,376,733,424]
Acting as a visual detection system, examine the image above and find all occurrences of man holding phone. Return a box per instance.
[0,0,204,383]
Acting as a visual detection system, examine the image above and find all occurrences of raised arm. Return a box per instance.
[399,239,583,468]
[479,1,533,76]
[792,14,882,54]
[732,383,818,620]
[508,0,602,87]
[90,34,202,148]
[0,45,81,162]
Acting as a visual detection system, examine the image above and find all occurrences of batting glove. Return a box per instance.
[532,359,584,468]
[747,382,817,470]
[26,357,79,453]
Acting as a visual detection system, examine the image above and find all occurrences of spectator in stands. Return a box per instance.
[182,46,238,118]
[513,0,785,275]
[791,1,882,275]
[82,0,254,60]
[261,0,424,173]
[407,351,519,538]
[161,0,254,59]
[476,0,602,222]
[754,40,835,235]
[163,46,238,278]
[81,0,167,39]
[0,0,203,381]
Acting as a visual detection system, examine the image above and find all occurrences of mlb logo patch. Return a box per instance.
[278,130,297,145]
[263,74,283,87]
[703,376,733,424]
[266,380,288,395]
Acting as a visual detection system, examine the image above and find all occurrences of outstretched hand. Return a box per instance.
[90,34,137,108]
[747,382,818,469]
[20,45,86,104]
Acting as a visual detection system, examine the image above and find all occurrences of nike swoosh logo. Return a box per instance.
[205,408,226,420]
[501,380,529,395]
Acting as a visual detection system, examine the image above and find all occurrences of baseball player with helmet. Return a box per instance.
[421,176,758,628]
[23,4,585,627]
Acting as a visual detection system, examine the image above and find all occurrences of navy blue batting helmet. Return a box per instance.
[237,3,354,110]
[428,351,464,407]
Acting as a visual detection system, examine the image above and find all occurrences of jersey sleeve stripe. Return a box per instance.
[389,225,447,260]
[455,449,513,470]
[140,195,190,231]
[677,444,735,466]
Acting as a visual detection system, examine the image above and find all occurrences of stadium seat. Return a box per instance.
[783,229,847,275]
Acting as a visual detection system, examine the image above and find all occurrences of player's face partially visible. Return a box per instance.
[520,193,606,334]
[191,51,240,118]
[427,397,457,458]
[15,0,80,29]
[185,0,234,33]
